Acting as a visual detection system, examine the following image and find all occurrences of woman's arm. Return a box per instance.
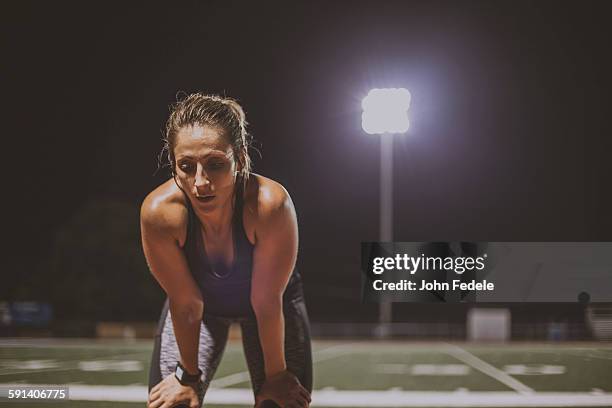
[250,185,299,377]
[140,194,202,375]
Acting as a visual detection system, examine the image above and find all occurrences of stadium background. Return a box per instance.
[2,1,611,406]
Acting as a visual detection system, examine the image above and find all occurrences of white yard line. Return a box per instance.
[444,344,534,394]
[0,367,77,376]
[0,338,149,349]
[210,343,358,388]
[312,343,361,363]
[3,384,612,406]
[209,371,251,388]
[0,352,148,377]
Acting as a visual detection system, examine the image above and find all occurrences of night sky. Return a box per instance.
[4,1,612,320]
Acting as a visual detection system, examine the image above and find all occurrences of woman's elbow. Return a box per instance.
[169,297,204,324]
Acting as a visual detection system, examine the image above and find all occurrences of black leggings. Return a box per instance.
[148,288,313,407]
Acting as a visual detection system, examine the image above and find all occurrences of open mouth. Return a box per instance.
[196,195,215,203]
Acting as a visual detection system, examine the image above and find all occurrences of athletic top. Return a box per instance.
[181,176,302,318]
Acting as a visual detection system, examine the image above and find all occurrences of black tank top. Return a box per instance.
[181,177,302,318]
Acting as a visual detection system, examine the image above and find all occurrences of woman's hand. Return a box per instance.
[147,373,201,408]
[254,370,311,408]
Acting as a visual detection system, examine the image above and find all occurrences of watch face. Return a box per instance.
[176,365,184,379]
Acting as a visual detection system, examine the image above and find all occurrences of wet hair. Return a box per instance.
[160,93,254,190]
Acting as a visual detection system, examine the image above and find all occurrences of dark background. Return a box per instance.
[3,1,611,324]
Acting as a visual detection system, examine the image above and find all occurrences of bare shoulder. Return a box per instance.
[140,178,189,246]
[244,173,293,210]
[244,173,293,216]
[243,173,297,243]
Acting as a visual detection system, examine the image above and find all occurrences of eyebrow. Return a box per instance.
[176,152,228,161]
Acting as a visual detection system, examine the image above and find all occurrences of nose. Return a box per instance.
[194,164,211,192]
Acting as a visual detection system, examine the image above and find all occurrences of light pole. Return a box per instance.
[361,88,411,337]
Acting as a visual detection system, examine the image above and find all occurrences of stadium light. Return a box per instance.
[362,88,411,338]
[362,88,411,134]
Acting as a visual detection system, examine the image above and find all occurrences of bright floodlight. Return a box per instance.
[361,88,411,134]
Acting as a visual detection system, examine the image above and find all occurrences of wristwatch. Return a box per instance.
[174,362,202,386]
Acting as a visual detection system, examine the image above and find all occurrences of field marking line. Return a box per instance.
[3,383,612,406]
[311,343,361,363]
[210,342,358,389]
[209,371,251,389]
[563,351,612,361]
[444,344,534,394]
[0,338,150,349]
[510,348,612,361]
[0,351,149,377]
[0,367,77,376]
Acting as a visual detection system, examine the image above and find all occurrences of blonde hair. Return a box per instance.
[161,93,254,189]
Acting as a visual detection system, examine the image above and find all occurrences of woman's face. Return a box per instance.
[173,124,238,211]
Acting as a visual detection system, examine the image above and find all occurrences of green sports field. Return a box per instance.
[1,338,612,407]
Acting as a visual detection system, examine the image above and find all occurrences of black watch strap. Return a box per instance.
[175,362,202,386]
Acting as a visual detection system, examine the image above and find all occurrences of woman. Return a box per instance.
[141,93,313,408]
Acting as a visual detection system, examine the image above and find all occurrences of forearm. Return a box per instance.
[168,298,203,375]
[254,297,286,377]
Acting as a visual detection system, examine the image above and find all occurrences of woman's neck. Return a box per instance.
[194,194,235,236]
